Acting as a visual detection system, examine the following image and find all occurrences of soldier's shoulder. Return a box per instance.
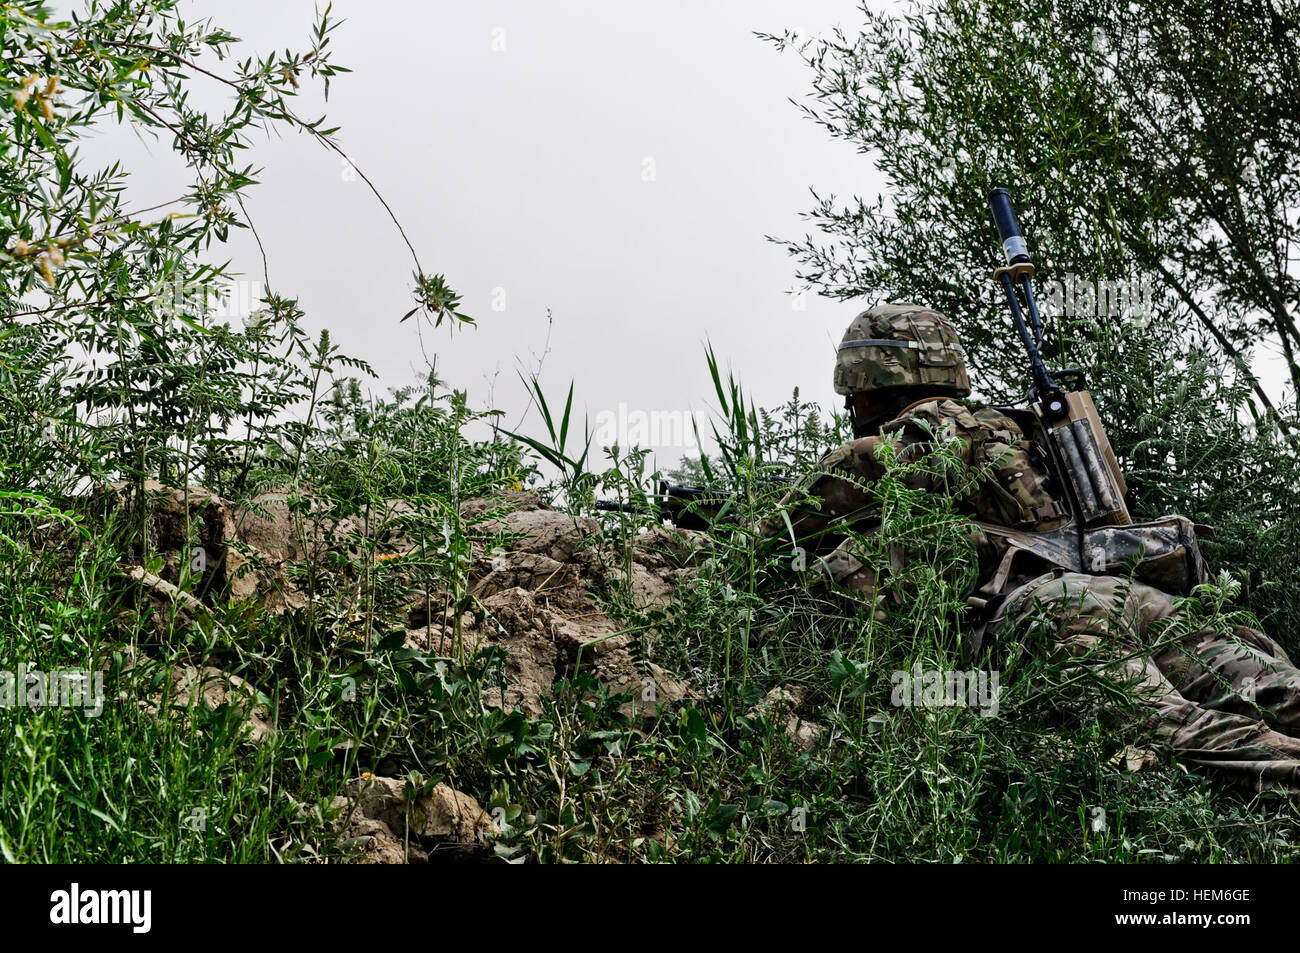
[966,400,1029,434]
[816,441,854,468]
[887,396,1003,429]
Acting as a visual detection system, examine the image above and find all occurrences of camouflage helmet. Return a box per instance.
[833,303,971,398]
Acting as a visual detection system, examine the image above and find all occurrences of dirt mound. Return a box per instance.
[92,480,324,612]
[411,583,687,718]
[141,663,274,744]
[331,776,492,863]
[97,483,695,720]
[409,491,695,717]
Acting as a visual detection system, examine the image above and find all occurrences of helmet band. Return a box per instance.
[836,338,920,351]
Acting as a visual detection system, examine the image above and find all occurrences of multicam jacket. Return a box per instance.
[777,395,1205,605]
[779,396,1063,543]
[783,393,1300,794]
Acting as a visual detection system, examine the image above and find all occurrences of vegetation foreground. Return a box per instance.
[3,1,1300,862]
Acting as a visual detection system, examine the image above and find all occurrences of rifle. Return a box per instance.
[595,477,793,531]
[986,188,1131,530]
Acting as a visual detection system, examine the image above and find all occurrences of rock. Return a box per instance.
[633,523,706,563]
[340,815,412,865]
[123,565,209,624]
[749,684,823,753]
[385,494,695,717]
[607,561,677,609]
[461,489,545,522]
[145,664,273,744]
[94,481,422,614]
[477,587,562,716]
[483,629,559,715]
[469,585,688,718]
[229,488,365,611]
[331,776,492,863]
[600,662,689,719]
[92,480,311,612]
[99,481,693,725]
[231,489,412,565]
[471,493,597,557]
[473,551,583,608]
[226,490,299,606]
[787,719,824,753]
[750,684,807,717]
[609,524,702,609]
[469,498,602,613]
[94,480,236,603]
[421,782,496,843]
[403,622,446,652]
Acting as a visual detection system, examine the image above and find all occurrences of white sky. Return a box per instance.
[75,0,885,471]
[80,0,1286,468]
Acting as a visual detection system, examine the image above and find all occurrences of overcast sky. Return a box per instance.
[78,0,889,470]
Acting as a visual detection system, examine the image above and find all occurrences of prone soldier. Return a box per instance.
[772,300,1300,792]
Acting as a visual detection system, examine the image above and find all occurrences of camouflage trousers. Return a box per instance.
[988,571,1300,792]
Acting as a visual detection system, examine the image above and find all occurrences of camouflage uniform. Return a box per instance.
[782,303,1300,792]
[987,573,1300,791]
[779,395,1068,597]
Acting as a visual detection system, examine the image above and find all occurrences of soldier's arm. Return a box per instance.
[761,435,888,549]
[879,403,982,498]
[763,402,982,551]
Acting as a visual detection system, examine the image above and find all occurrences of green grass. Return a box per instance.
[2,388,1295,865]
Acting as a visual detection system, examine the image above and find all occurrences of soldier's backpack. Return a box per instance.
[971,514,1211,601]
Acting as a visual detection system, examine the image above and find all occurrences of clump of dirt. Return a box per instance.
[140,663,274,744]
[330,775,493,863]
[748,684,825,753]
